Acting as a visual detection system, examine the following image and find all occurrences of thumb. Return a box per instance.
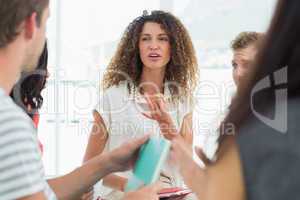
[93,110,101,121]
[195,146,211,165]
[129,134,150,150]
[147,182,164,193]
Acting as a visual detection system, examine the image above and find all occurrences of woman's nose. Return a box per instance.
[149,41,159,50]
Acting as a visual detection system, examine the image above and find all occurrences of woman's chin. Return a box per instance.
[143,64,166,71]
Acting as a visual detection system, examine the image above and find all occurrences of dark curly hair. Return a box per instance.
[10,42,48,118]
[102,10,198,102]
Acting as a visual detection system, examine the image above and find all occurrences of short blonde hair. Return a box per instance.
[231,31,264,50]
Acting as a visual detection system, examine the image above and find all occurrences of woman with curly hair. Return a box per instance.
[82,10,198,200]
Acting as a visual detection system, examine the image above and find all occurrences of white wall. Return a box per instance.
[41,0,277,176]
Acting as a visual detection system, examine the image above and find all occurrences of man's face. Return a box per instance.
[23,6,50,72]
[232,45,257,86]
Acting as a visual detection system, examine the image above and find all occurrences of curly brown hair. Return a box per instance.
[102,10,198,102]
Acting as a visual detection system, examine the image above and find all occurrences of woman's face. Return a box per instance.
[139,22,171,70]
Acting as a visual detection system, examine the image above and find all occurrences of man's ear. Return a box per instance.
[24,12,38,40]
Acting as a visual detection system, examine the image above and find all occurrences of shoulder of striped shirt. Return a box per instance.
[0,95,48,198]
[0,103,34,134]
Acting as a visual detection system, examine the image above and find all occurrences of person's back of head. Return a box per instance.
[0,0,49,48]
[0,0,49,94]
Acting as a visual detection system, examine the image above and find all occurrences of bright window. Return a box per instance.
[40,0,277,176]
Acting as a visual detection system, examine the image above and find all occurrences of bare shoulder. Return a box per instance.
[205,136,246,200]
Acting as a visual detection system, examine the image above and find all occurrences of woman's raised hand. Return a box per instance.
[141,93,178,140]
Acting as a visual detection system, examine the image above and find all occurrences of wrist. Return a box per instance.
[181,161,206,191]
[100,152,117,174]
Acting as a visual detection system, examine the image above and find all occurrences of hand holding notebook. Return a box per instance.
[125,136,171,192]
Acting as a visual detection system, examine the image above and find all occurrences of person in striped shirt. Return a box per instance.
[0,0,161,199]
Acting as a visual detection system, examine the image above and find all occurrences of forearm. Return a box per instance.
[181,161,207,199]
[48,153,113,200]
[103,174,128,192]
[182,137,245,200]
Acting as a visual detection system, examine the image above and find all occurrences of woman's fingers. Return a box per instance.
[145,93,162,117]
[157,97,167,113]
[161,132,175,140]
[152,94,167,115]
[142,94,156,119]
[142,112,154,120]
[145,94,156,112]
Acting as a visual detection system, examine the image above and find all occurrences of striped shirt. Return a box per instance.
[0,88,56,200]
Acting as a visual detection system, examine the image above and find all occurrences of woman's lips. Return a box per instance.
[148,53,162,61]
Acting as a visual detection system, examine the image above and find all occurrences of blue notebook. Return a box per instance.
[125,136,171,192]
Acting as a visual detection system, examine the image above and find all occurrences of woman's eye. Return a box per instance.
[159,37,169,41]
[142,37,150,41]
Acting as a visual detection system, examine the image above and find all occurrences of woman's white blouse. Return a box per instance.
[95,81,192,195]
